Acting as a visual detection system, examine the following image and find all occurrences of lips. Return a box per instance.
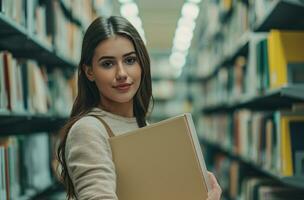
[113,83,132,92]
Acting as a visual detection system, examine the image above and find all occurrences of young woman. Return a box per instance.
[57,16,221,200]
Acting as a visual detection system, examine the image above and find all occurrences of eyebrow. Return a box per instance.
[98,51,136,62]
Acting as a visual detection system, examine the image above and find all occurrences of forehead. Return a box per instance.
[94,35,135,57]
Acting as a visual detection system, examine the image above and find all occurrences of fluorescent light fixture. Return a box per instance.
[175,26,193,40]
[174,36,191,47]
[137,28,147,44]
[137,27,145,37]
[174,31,193,44]
[169,51,186,69]
[118,0,133,4]
[120,2,139,17]
[173,40,191,52]
[119,1,146,43]
[172,45,188,53]
[168,0,201,76]
[127,16,142,28]
[181,2,200,20]
[188,0,202,4]
[178,17,196,31]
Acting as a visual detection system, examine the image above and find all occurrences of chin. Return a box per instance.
[112,95,134,104]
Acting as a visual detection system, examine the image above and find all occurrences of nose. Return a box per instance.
[116,61,127,81]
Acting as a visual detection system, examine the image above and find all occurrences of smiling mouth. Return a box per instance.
[113,83,132,92]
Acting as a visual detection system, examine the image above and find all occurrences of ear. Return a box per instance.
[83,64,95,81]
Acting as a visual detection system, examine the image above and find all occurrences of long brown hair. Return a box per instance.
[57,16,153,199]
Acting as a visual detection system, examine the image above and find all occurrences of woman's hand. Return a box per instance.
[206,171,222,200]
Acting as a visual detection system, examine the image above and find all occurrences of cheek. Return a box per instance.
[94,71,113,92]
[134,67,142,88]
[134,65,142,81]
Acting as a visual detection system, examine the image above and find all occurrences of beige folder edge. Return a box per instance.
[185,113,211,191]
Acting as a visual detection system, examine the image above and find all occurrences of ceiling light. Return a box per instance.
[181,2,200,20]
[178,17,196,31]
[127,16,142,28]
[173,40,191,52]
[188,0,202,4]
[175,26,193,40]
[174,35,192,48]
[118,0,133,4]
[173,32,193,42]
[120,2,139,17]
[169,52,186,69]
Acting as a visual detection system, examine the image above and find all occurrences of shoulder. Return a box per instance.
[67,116,110,145]
[71,115,106,132]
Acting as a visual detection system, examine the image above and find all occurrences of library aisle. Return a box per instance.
[1,0,304,200]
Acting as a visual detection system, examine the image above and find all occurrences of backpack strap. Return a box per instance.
[87,115,115,138]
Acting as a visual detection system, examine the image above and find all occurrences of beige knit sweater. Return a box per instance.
[65,107,139,200]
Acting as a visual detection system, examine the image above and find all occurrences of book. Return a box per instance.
[0,145,7,200]
[0,138,11,200]
[0,52,8,111]
[247,32,268,96]
[267,30,304,89]
[108,113,210,200]
[258,186,304,200]
[289,120,304,176]
[279,112,304,176]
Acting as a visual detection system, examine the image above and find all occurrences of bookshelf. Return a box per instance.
[0,0,111,199]
[202,85,304,114]
[0,12,77,74]
[200,138,304,189]
[199,0,304,82]
[0,111,67,135]
[195,0,304,199]
[16,180,63,200]
[254,0,304,31]
[200,31,250,83]
[58,0,83,29]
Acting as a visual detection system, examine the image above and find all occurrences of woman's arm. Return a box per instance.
[65,116,118,200]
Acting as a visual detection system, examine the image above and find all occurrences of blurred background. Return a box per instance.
[1,0,304,199]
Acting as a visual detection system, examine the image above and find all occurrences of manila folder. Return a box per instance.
[108,113,210,200]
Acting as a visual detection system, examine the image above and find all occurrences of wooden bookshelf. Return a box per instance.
[198,0,304,83]
[200,31,250,83]
[0,12,77,75]
[17,180,64,200]
[58,0,83,29]
[255,0,304,31]
[200,138,304,189]
[0,111,68,135]
[0,1,77,198]
[202,86,304,114]
[196,1,304,197]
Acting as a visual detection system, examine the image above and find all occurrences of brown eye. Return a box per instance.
[100,60,114,68]
[124,56,137,65]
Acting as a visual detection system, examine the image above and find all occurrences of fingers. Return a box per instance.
[207,171,219,187]
[206,171,222,200]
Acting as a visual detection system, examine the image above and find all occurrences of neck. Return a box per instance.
[99,100,134,118]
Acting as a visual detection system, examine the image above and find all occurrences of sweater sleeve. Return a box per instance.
[65,116,118,200]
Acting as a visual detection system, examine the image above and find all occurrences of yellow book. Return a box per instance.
[280,116,292,176]
[267,30,304,89]
[108,113,210,200]
[280,114,304,176]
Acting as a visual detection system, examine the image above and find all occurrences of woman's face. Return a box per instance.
[85,35,142,108]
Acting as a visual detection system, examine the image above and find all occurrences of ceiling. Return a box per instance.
[137,0,185,52]
[112,0,191,53]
